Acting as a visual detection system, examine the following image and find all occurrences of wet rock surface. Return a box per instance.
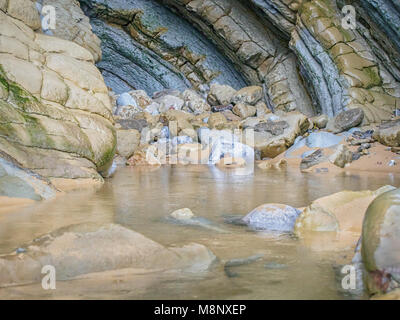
[242,203,301,232]
[362,189,400,295]
[0,157,57,201]
[0,223,216,287]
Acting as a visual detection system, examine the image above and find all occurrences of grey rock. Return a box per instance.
[0,157,57,201]
[330,108,365,133]
[242,204,301,232]
[300,149,325,170]
[255,120,289,136]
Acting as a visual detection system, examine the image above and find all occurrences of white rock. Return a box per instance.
[171,208,195,221]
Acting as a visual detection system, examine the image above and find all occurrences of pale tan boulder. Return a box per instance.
[232,86,263,105]
[41,69,69,105]
[0,224,216,286]
[6,0,41,31]
[128,90,152,108]
[116,129,141,158]
[207,83,237,106]
[45,53,107,93]
[208,112,228,129]
[182,89,211,115]
[0,0,7,11]
[156,94,184,113]
[0,35,29,60]
[255,101,270,117]
[0,53,42,94]
[232,103,257,119]
[35,34,94,62]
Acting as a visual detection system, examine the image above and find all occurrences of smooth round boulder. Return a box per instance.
[242,204,301,232]
[362,189,400,295]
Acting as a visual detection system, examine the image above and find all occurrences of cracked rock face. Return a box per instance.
[2,0,400,193]
[80,0,247,94]
[0,4,116,186]
[79,0,400,122]
[290,0,400,123]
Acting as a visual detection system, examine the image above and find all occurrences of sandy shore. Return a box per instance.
[0,197,35,215]
[258,141,400,174]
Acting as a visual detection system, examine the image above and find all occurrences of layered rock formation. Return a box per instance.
[0,1,116,190]
[77,0,400,121]
[151,0,315,116]
[80,0,247,94]
[2,0,400,194]
[291,0,400,123]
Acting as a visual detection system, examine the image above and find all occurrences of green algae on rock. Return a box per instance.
[362,188,400,295]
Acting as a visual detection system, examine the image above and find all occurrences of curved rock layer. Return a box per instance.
[80,0,248,94]
[0,3,116,184]
[80,0,400,121]
[291,0,400,123]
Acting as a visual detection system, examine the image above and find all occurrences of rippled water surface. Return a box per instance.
[1,166,399,299]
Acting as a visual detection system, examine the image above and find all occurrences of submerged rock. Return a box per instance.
[264,262,288,270]
[168,208,228,233]
[224,254,264,278]
[170,208,195,221]
[0,157,57,201]
[362,189,400,295]
[0,224,216,287]
[242,204,301,232]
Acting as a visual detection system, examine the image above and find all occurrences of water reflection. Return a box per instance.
[0,165,399,299]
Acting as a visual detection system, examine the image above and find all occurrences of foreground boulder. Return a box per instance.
[0,224,216,287]
[242,204,301,232]
[295,186,395,235]
[362,189,400,296]
[0,5,116,190]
